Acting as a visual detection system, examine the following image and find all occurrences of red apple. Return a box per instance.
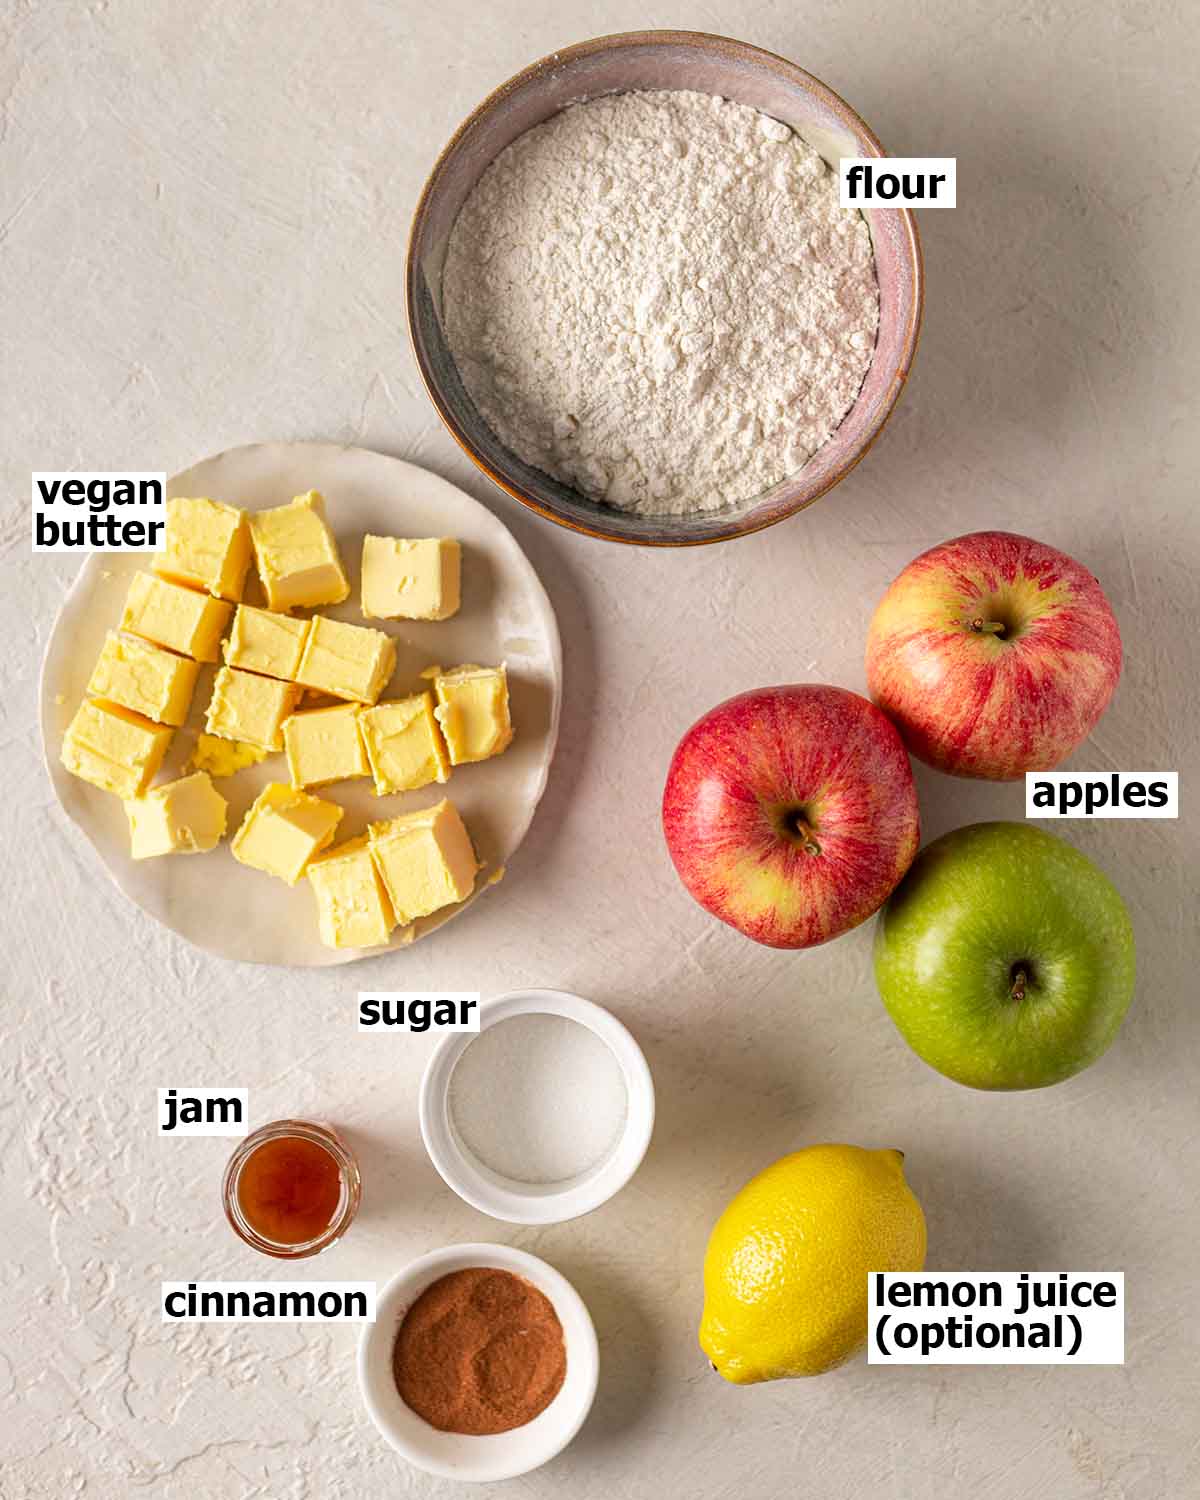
[865,531,1122,780]
[662,685,920,949]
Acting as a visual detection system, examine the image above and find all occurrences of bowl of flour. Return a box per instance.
[407,31,923,546]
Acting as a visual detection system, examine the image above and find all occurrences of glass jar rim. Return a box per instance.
[221,1119,361,1260]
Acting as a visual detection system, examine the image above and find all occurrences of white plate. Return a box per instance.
[40,441,562,967]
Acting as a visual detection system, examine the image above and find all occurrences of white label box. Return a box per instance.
[840,158,956,207]
[1026,771,1178,818]
[358,991,481,1033]
[869,1272,1124,1364]
[32,471,166,552]
[162,1281,376,1322]
[157,1087,248,1136]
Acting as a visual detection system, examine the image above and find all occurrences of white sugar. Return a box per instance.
[448,1014,628,1185]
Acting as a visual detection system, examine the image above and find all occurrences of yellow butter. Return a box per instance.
[188,733,269,778]
[361,535,461,621]
[87,631,200,727]
[368,798,479,924]
[358,693,449,796]
[126,771,228,858]
[248,490,349,611]
[153,497,252,601]
[120,571,232,661]
[206,666,302,751]
[307,833,396,948]
[283,702,368,788]
[295,615,396,704]
[224,604,311,681]
[61,699,173,799]
[231,781,343,884]
[433,663,513,765]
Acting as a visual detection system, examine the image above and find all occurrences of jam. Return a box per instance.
[223,1120,359,1258]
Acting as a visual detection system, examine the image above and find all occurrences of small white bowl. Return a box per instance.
[419,989,655,1224]
[358,1242,599,1482]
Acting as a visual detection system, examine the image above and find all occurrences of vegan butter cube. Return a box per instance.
[120,571,232,662]
[433,664,513,765]
[248,490,349,611]
[188,733,269,778]
[359,693,449,795]
[225,604,312,681]
[232,782,343,884]
[295,615,396,704]
[283,702,368,788]
[307,834,396,949]
[125,771,228,858]
[87,631,200,728]
[361,535,461,621]
[368,798,479,924]
[154,497,252,601]
[206,666,302,751]
[61,699,173,799]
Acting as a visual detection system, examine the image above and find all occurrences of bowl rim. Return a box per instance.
[357,1241,600,1481]
[418,988,656,1224]
[406,28,924,547]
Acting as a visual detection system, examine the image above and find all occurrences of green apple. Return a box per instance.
[873,822,1135,1090]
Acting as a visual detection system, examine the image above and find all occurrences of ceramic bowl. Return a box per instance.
[419,989,655,1224]
[359,1242,599,1482]
[407,29,923,546]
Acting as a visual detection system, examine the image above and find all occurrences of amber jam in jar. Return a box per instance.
[222,1120,361,1258]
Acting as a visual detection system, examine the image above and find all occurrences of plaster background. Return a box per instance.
[2,1,1197,1496]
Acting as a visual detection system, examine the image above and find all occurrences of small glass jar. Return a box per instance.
[222,1119,361,1259]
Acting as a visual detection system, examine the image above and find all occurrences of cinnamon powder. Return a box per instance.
[392,1268,566,1435]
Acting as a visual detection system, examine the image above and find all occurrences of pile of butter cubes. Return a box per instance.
[61,491,513,949]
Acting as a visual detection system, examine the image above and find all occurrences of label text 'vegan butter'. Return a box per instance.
[33,472,166,551]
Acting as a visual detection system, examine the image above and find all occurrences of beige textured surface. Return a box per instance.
[2,2,1197,1497]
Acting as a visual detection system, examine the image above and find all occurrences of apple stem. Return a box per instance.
[1009,967,1028,1003]
[969,617,1006,637]
[792,818,821,856]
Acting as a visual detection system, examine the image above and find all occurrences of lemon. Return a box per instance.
[700,1144,927,1383]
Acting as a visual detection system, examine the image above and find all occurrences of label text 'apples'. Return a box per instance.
[1026,771,1178,819]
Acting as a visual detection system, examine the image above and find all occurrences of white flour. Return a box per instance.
[443,89,878,517]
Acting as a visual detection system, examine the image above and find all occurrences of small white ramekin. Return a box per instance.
[419,989,655,1224]
[358,1242,599,1482]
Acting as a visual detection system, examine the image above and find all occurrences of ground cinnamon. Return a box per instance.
[392,1267,566,1435]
